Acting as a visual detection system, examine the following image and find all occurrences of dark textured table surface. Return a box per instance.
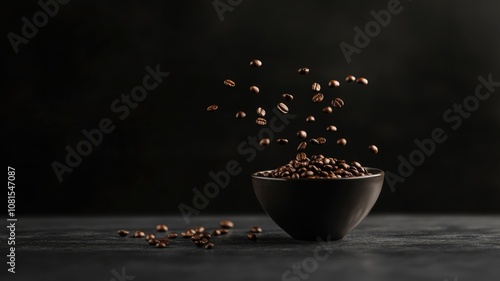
[2,215,500,281]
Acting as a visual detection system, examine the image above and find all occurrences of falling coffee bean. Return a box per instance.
[297,141,307,150]
[249,226,263,233]
[250,59,262,67]
[204,243,215,249]
[345,75,356,82]
[256,107,266,117]
[356,77,368,85]
[277,102,289,114]
[328,80,340,88]
[311,83,321,92]
[224,79,236,87]
[256,117,267,126]
[277,138,289,145]
[337,138,347,146]
[296,152,307,161]
[322,106,333,114]
[235,111,246,119]
[250,86,260,94]
[247,233,258,241]
[332,98,345,108]
[145,234,156,240]
[282,93,294,101]
[306,116,315,122]
[259,138,270,146]
[133,231,145,238]
[369,145,379,154]
[219,220,234,229]
[207,105,218,112]
[309,138,320,145]
[156,224,168,232]
[312,93,324,103]
[298,67,310,75]
[117,230,129,237]
[326,125,337,132]
[167,233,178,239]
[317,137,327,145]
[297,130,307,139]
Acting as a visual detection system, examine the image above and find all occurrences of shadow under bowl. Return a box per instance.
[251,168,384,241]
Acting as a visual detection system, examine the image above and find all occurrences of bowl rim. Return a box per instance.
[251,167,384,181]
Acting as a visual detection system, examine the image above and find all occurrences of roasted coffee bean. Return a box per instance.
[369,144,379,154]
[332,98,345,108]
[250,59,262,67]
[306,116,315,122]
[277,138,289,145]
[148,238,159,245]
[204,243,215,249]
[219,220,234,229]
[298,67,310,75]
[297,130,307,139]
[235,111,246,119]
[317,137,327,145]
[145,234,156,240]
[328,80,340,88]
[296,152,307,161]
[156,242,168,248]
[337,138,347,146]
[322,106,333,114]
[292,173,300,179]
[157,238,170,244]
[195,226,205,233]
[309,138,320,145]
[277,102,289,114]
[167,233,178,239]
[218,229,229,234]
[282,93,294,101]
[199,233,212,239]
[191,234,201,241]
[194,240,204,247]
[156,224,168,232]
[224,79,236,87]
[200,238,209,245]
[311,83,321,92]
[132,231,145,238]
[247,233,258,240]
[356,77,368,85]
[117,230,129,237]
[312,93,324,103]
[250,86,260,94]
[256,117,267,125]
[326,125,337,131]
[181,232,193,238]
[345,75,356,82]
[297,141,307,150]
[256,107,266,117]
[187,228,197,235]
[259,138,270,146]
[212,229,221,236]
[207,104,219,112]
[249,226,263,233]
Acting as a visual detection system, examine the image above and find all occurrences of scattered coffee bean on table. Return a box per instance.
[297,130,307,139]
[249,226,263,233]
[148,238,159,245]
[204,243,215,249]
[326,125,337,132]
[298,67,310,75]
[337,138,347,146]
[328,80,340,88]
[156,224,168,232]
[145,234,155,240]
[224,79,236,87]
[282,93,294,101]
[277,102,289,114]
[250,59,262,67]
[311,83,321,92]
[369,145,379,154]
[195,226,205,233]
[323,106,333,114]
[277,138,289,145]
[312,93,324,103]
[156,242,168,248]
[212,229,221,236]
[117,230,129,237]
[181,232,193,238]
[219,220,234,229]
[218,229,229,235]
[259,138,270,146]
[256,107,266,117]
[256,117,267,126]
[207,105,218,112]
[235,111,246,119]
[132,231,145,238]
[250,86,260,94]
[306,116,315,122]
[247,233,258,241]
[332,98,345,108]
[356,77,368,85]
[167,233,178,239]
[297,141,307,150]
[345,75,356,82]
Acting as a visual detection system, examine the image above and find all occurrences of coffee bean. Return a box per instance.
[259,138,270,146]
[317,137,327,145]
[212,229,221,236]
[250,59,262,67]
[181,232,193,238]
[369,144,379,154]
[309,138,320,145]
[224,79,236,87]
[250,86,260,94]
[207,104,219,112]
[167,233,178,239]
[156,242,168,248]
[191,234,201,241]
[322,106,333,114]
[132,230,145,238]
[328,80,340,88]
[337,138,347,146]
[298,67,310,75]
[296,152,307,161]
[306,116,315,122]
[235,111,246,119]
[297,141,307,150]
[297,130,307,139]
[199,232,212,239]
[195,226,205,233]
[155,224,168,232]
[200,238,209,245]
[145,234,156,240]
[277,102,289,114]
[292,173,300,179]
[117,230,129,237]
[356,77,368,85]
[218,229,229,235]
[187,228,197,235]
[194,240,204,247]
[282,93,294,101]
[256,117,267,125]
[219,220,234,229]
[204,243,215,249]
[312,93,324,103]
[345,75,356,82]
[326,125,337,131]
[247,233,258,241]
[256,107,266,117]
[148,238,159,245]
[249,226,262,233]
[311,83,321,92]
[277,138,289,145]
[332,98,345,108]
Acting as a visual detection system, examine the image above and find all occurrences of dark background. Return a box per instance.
[3,0,500,215]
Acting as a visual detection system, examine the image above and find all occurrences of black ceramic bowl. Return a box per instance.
[251,168,384,241]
